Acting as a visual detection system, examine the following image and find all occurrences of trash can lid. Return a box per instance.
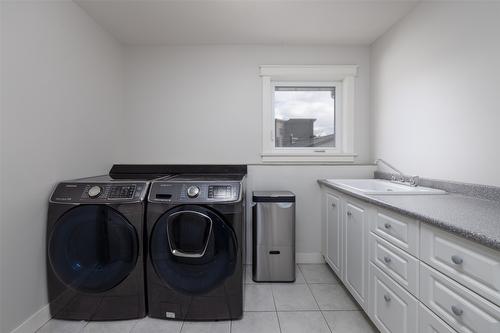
[252,191,295,203]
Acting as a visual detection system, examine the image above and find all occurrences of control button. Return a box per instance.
[88,186,102,198]
[187,186,200,198]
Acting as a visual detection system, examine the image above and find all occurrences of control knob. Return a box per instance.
[88,186,102,198]
[187,185,200,198]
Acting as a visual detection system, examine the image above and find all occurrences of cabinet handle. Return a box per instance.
[383,256,392,264]
[384,223,391,229]
[451,255,463,265]
[347,211,352,216]
[331,203,336,208]
[451,305,463,316]
[384,294,391,302]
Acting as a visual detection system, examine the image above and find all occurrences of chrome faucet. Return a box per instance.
[374,159,419,187]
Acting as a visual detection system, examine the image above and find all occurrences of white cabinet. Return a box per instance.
[370,263,419,333]
[421,224,500,307]
[344,199,370,310]
[370,233,419,297]
[319,185,500,333]
[420,263,500,333]
[372,209,419,257]
[325,192,342,276]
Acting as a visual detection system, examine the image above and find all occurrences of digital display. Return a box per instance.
[109,185,136,199]
[208,185,232,199]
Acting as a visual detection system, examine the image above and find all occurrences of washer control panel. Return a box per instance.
[150,182,241,203]
[51,182,146,203]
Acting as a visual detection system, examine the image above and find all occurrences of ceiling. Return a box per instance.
[75,0,419,45]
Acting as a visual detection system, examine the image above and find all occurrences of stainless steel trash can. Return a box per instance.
[252,191,295,282]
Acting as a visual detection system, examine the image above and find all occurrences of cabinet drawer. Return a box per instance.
[370,233,419,297]
[420,263,500,333]
[372,209,419,256]
[419,303,457,333]
[420,224,500,307]
[370,263,419,333]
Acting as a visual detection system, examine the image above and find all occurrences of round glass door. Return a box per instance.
[48,205,138,293]
[150,205,237,295]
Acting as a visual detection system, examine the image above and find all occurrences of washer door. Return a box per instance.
[150,205,237,295]
[48,205,138,293]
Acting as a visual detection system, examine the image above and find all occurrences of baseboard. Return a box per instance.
[296,252,325,264]
[10,303,51,333]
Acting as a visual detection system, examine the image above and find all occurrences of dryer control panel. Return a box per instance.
[149,182,241,203]
[50,182,148,203]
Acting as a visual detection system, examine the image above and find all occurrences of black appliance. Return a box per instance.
[146,174,245,320]
[46,175,159,320]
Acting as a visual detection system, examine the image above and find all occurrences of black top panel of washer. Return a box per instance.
[166,174,245,182]
[109,164,247,179]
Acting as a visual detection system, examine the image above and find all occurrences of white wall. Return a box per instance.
[1,2,123,332]
[122,45,375,263]
[371,2,500,186]
[122,45,372,164]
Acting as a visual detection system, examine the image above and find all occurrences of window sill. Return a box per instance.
[261,152,357,164]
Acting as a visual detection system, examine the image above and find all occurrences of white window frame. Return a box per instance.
[260,65,358,163]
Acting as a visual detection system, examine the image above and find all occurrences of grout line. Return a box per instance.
[301,264,334,333]
[128,319,140,333]
[270,277,282,333]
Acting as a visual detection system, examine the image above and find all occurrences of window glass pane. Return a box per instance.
[274,86,335,148]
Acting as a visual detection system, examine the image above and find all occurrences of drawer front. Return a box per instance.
[420,224,500,307]
[370,263,419,333]
[419,303,457,333]
[370,233,419,297]
[420,263,500,333]
[372,209,419,256]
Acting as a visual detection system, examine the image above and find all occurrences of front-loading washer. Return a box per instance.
[146,174,245,320]
[46,175,158,320]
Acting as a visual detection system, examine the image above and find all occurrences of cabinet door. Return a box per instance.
[326,193,342,276]
[370,263,419,333]
[344,200,369,309]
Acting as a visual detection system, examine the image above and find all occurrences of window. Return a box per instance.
[274,85,337,148]
[260,65,358,163]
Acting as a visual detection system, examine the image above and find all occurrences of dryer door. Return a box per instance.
[48,205,138,293]
[150,205,237,295]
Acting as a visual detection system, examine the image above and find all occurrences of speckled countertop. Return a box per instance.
[318,179,500,251]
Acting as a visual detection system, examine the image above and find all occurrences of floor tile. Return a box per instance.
[323,311,378,333]
[310,284,359,310]
[272,284,318,311]
[245,265,305,284]
[299,264,339,284]
[278,311,331,333]
[131,317,182,333]
[83,320,138,333]
[231,312,280,333]
[244,284,275,311]
[37,319,86,333]
[180,320,230,333]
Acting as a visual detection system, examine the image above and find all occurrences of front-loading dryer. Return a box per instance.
[46,175,155,320]
[146,174,245,321]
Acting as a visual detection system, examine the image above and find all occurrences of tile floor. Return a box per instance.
[37,264,378,333]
